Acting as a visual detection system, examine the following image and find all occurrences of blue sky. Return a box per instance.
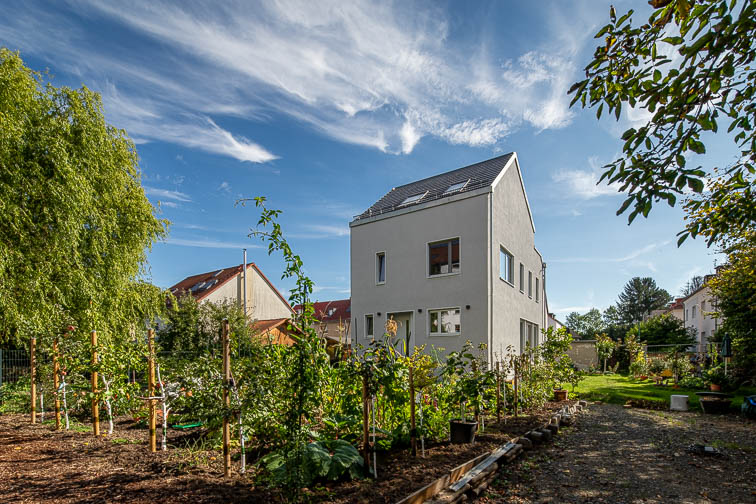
[2,0,725,317]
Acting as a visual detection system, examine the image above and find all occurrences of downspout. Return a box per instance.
[488,191,494,364]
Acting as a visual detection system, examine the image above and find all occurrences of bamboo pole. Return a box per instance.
[362,375,371,476]
[30,337,36,424]
[496,361,501,424]
[53,338,61,430]
[222,319,231,477]
[409,366,416,457]
[147,328,157,452]
[91,331,100,436]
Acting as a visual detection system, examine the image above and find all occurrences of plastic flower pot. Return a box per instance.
[449,419,478,444]
[553,389,568,402]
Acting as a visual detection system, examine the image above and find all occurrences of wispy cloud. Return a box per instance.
[551,240,672,264]
[313,285,351,295]
[290,224,350,239]
[551,156,622,200]
[144,186,192,202]
[0,0,594,158]
[165,238,262,249]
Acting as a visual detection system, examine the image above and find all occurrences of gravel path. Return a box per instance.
[485,403,756,504]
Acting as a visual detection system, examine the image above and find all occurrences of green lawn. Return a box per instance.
[574,374,756,412]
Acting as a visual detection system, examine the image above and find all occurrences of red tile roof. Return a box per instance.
[294,299,351,323]
[168,263,293,312]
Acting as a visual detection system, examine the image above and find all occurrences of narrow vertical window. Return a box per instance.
[365,314,374,339]
[528,271,533,298]
[499,247,513,284]
[376,252,386,284]
[519,263,524,292]
[535,277,540,303]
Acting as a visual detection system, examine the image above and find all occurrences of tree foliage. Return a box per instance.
[0,48,167,343]
[569,0,756,244]
[707,229,756,376]
[565,308,606,339]
[616,277,672,323]
[679,274,704,297]
[625,313,696,346]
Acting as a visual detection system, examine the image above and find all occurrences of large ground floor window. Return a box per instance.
[520,319,539,353]
[429,308,461,335]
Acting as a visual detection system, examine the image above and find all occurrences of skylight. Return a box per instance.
[443,179,470,194]
[399,191,428,206]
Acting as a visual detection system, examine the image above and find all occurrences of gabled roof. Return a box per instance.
[353,153,515,221]
[168,263,293,312]
[294,299,351,323]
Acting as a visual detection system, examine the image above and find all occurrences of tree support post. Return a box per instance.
[514,360,519,418]
[496,361,502,424]
[362,375,371,476]
[409,366,416,457]
[30,337,37,424]
[53,337,61,430]
[91,330,100,436]
[147,328,157,452]
[222,319,231,477]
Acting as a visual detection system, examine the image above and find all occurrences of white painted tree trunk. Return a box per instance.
[60,376,70,430]
[102,376,114,434]
[156,364,169,451]
[39,389,45,422]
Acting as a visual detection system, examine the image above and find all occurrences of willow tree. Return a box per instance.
[0,48,167,345]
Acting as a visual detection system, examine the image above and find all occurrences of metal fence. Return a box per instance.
[0,349,30,388]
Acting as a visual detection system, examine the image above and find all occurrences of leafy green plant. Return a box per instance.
[262,440,364,487]
[443,341,494,421]
[594,333,616,374]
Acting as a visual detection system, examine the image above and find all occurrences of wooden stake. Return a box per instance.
[53,338,61,430]
[514,360,519,418]
[91,331,100,436]
[222,319,231,477]
[147,328,157,453]
[496,362,501,424]
[362,375,371,475]
[409,366,416,457]
[30,337,37,424]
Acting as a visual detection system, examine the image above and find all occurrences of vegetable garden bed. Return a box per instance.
[0,403,567,503]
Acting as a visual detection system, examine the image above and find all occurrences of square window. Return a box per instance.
[376,252,386,284]
[499,247,514,284]
[365,315,374,339]
[429,238,460,276]
[429,308,461,335]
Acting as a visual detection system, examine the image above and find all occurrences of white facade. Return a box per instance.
[682,284,719,351]
[350,153,546,363]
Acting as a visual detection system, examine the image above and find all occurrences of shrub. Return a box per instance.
[0,377,30,414]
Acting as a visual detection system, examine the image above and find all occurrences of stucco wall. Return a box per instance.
[567,340,599,370]
[202,265,292,321]
[491,157,545,358]
[683,286,719,350]
[350,191,489,357]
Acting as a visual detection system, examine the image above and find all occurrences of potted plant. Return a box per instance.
[704,365,727,392]
[443,341,492,443]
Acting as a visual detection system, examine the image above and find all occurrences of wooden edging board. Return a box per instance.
[395,451,491,504]
[449,441,516,492]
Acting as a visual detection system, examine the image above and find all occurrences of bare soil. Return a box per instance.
[484,403,756,504]
[0,404,562,503]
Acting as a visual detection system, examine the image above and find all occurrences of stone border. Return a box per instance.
[395,400,588,504]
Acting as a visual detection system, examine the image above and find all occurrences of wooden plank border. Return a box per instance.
[395,451,490,504]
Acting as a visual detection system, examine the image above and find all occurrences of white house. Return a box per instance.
[169,262,293,322]
[682,276,720,351]
[349,153,546,362]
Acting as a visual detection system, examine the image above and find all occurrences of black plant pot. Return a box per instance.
[449,419,478,444]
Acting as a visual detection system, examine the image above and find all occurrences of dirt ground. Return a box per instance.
[484,403,756,504]
[0,405,560,503]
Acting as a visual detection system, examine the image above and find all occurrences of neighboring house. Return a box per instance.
[681,276,720,352]
[547,313,565,332]
[168,262,293,323]
[294,299,352,347]
[350,153,546,362]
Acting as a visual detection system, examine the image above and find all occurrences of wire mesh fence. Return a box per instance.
[0,349,30,387]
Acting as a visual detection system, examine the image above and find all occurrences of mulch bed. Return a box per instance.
[0,403,566,503]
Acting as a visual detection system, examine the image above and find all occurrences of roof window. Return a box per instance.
[443,179,470,194]
[399,191,428,206]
